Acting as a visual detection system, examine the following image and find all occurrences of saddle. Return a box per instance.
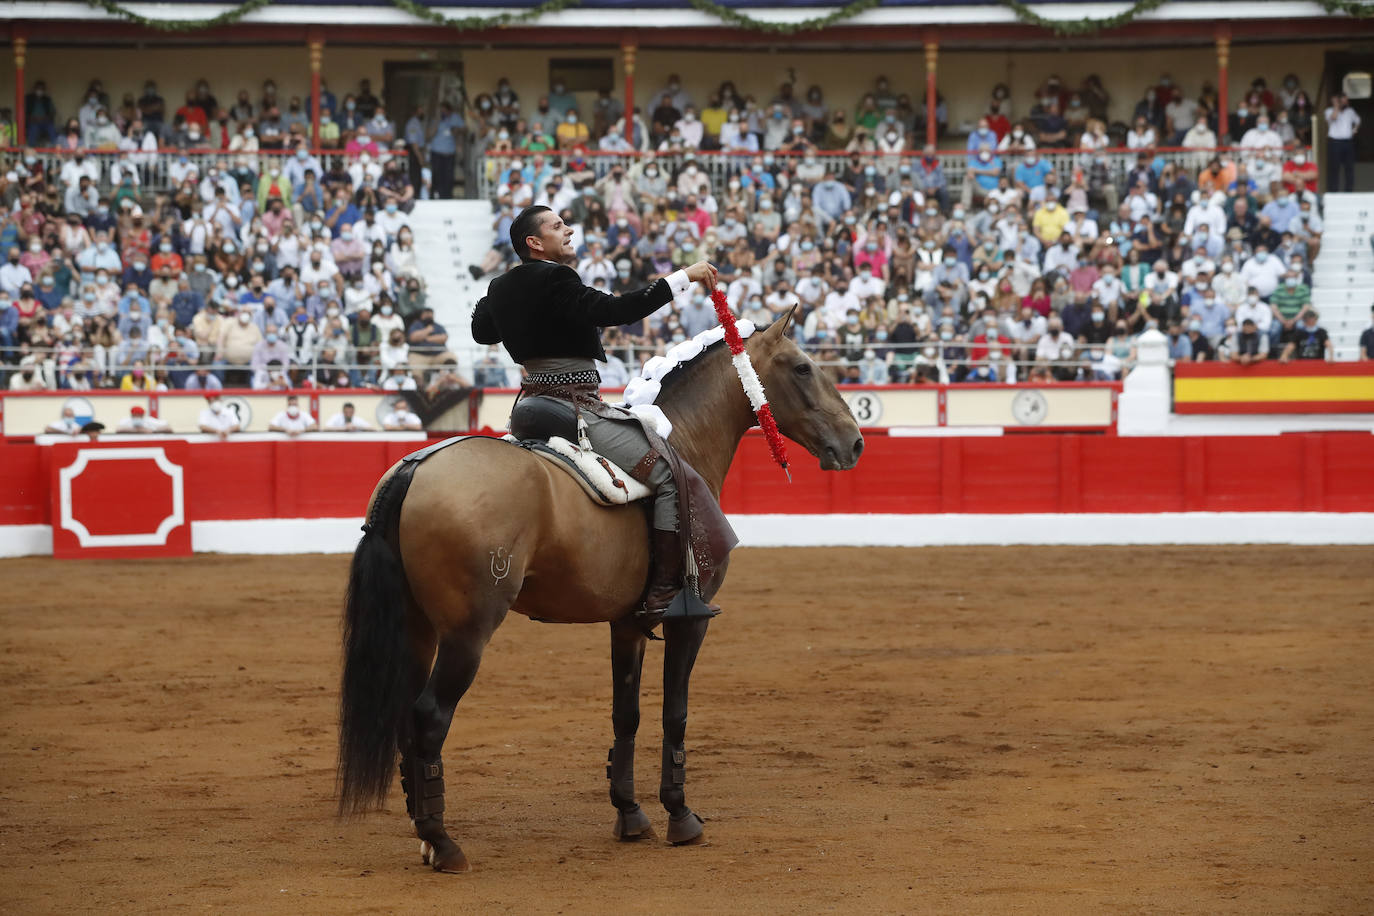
[507,394,737,600]
[507,395,652,505]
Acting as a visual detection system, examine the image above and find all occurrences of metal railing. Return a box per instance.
[2,146,397,197]
[2,342,1126,392]
[475,144,1309,203]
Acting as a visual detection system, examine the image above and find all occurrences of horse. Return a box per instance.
[335,309,864,873]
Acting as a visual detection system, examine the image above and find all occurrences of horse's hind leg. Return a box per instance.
[399,631,487,874]
[659,616,710,845]
[608,620,654,841]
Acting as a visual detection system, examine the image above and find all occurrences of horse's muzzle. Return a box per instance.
[820,435,864,471]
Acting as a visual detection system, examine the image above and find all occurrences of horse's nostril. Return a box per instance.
[852,437,865,460]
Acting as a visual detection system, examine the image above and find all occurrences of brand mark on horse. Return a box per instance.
[489,548,513,585]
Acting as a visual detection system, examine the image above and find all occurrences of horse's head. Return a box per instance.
[749,308,864,471]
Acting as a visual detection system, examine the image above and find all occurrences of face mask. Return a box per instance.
[1285,277,1298,287]
[266,333,279,344]
[939,330,953,341]
[237,313,251,324]
[1247,295,1260,305]
[340,231,353,241]
[1256,252,1269,263]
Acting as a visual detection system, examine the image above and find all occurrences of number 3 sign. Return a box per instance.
[843,391,883,426]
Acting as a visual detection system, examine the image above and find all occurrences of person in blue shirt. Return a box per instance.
[35,275,65,311]
[323,190,361,239]
[1013,152,1052,196]
[170,276,204,329]
[1166,321,1192,360]
[121,256,154,292]
[427,101,465,199]
[965,117,998,152]
[1260,190,1301,234]
[546,80,578,117]
[964,146,1002,205]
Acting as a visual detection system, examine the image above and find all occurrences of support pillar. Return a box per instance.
[1215,29,1230,142]
[308,31,324,148]
[621,40,637,148]
[13,33,26,146]
[924,34,938,149]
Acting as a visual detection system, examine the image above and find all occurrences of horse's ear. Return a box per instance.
[768,304,799,339]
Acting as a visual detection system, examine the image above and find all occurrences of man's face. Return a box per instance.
[527,211,575,261]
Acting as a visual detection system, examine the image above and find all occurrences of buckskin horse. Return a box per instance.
[336,309,864,873]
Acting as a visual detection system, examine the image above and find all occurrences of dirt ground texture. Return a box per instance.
[1,546,1371,914]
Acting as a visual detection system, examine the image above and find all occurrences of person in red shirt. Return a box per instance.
[1281,151,1318,195]
[175,90,209,133]
[150,237,183,275]
[683,194,712,238]
[1022,277,1052,318]
[986,104,1010,142]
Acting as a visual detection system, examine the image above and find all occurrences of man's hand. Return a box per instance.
[684,260,718,290]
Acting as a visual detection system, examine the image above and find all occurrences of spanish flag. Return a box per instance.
[1174,362,1374,414]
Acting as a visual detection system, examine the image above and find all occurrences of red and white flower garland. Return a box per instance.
[710,288,790,478]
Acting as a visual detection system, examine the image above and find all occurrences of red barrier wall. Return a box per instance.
[4,431,1374,527]
[717,431,1374,514]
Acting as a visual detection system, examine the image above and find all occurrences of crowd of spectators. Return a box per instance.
[469,70,1341,384]
[0,68,1360,399]
[1,77,481,395]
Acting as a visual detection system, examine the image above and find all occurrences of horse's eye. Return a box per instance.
[793,363,812,377]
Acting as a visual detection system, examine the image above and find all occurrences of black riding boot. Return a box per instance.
[636,528,717,632]
[637,528,683,628]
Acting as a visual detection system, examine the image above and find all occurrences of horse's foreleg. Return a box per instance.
[659,616,710,845]
[399,633,485,873]
[608,620,654,840]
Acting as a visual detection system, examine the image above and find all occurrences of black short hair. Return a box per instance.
[510,205,552,262]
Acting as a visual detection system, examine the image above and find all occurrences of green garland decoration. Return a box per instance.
[84,0,274,30]
[387,0,578,30]
[75,0,1374,36]
[683,0,882,35]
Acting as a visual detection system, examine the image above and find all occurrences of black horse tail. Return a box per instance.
[337,464,419,817]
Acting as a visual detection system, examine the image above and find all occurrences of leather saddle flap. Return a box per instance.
[509,435,653,506]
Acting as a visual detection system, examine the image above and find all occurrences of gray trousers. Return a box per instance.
[581,410,678,532]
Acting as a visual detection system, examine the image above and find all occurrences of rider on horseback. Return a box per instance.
[471,205,719,626]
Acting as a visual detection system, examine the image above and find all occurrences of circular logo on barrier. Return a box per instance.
[844,391,884,426]
[63,396,95,427]
[1011,389,1048,426]
[222,396,252,428]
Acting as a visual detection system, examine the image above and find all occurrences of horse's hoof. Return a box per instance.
[613,806,656,842]
[666,810,706,846]
[430,844,470,874]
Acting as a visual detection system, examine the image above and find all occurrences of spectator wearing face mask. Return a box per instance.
[9,354,47,391]
[117,404,171,433]
[198,394,241,437]
[217,307,263,386]
[1229,317,1269,365]
[1239,246,1284,299]
[1183,316,1215,361]
[250,324,294,389]
[1267,268,1311,348]
[268,394,317,436]
[556,109,590,151]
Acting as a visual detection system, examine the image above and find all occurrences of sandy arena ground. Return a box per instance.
[1,546,1371,914]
